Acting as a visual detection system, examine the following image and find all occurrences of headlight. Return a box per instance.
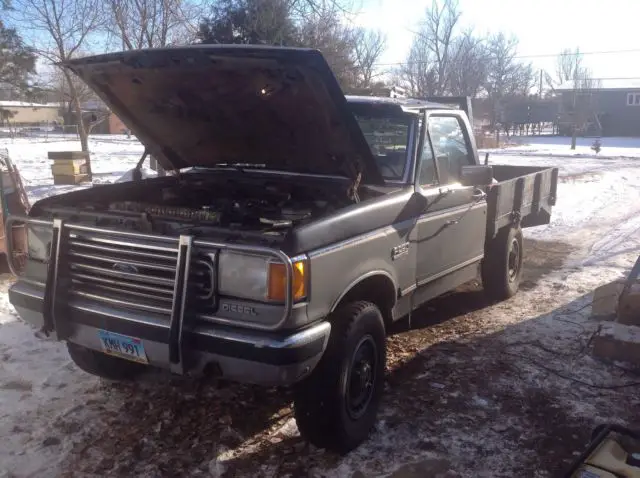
[27,224,52,262]
[218,251,307,303]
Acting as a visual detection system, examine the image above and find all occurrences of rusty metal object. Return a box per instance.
[0,149,29,273]
[109,201,220,222]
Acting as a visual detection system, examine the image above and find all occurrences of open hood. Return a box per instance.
[65,46,384,184]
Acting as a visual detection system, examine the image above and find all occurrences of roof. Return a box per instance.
[556,79,640,91]
[0,101,60,108]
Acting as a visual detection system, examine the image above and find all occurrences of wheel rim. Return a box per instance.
[508,237,521,282]
[346,335,378,420]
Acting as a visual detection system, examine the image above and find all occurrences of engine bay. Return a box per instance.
[39,173,362,242]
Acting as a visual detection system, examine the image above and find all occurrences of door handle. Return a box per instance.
[473,189,487,201]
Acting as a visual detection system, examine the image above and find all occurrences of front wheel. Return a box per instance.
[293,301,386,454]
[482,225,524,300]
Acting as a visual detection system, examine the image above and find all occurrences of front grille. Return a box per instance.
[67,231,214,315]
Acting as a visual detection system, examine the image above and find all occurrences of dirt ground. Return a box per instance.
[2,151,640,477]
[1,235,630,478]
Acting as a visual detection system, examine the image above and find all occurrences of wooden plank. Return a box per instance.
[48,151,89,160]
[53,174,90,185]
[50,159,86,167]
[51,162,88,175]
[1,172,15,194]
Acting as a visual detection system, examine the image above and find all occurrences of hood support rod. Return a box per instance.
[132,149,150,181]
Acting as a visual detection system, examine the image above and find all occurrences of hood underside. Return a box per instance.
[65,46,384,184]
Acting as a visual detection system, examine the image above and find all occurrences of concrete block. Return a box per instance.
[592,323,640,365]
[591,280,625,320]
[618,284,640,326]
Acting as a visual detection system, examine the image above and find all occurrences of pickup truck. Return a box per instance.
[6,45,558,453]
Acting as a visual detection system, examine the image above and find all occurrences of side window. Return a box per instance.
[418,120,437,187]
[428,116,473,184]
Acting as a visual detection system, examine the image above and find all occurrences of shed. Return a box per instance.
[556,79,640,137]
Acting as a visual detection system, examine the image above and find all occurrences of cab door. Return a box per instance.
[414,111,487,287]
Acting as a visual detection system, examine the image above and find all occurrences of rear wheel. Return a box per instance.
[67,342,146,381]
[482,225,524,300]
[293,301,386,454]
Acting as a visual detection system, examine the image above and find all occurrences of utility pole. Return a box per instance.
[571,84,578,150]
[539,69,544,98]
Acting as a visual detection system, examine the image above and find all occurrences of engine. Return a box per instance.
[106,193,326,231]
[45,174,353,240]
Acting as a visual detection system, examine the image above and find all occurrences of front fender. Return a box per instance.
[304,223,416,324]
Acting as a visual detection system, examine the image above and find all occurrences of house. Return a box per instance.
[61,101,128,135]
[0,101,61,126]
[88,111,128,135]
[556,79,640,137]
[499,98,559,126]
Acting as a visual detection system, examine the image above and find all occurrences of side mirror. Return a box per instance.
[460,165,493,187]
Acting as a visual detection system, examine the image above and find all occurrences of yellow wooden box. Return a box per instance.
[53,174,90,185]
[51,159,88,176]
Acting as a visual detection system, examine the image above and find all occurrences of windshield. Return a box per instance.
[355,115,411,181]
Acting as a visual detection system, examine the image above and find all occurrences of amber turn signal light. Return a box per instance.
[267,260,307,302]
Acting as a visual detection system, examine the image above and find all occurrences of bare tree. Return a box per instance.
[396,33,436,97]
[104,0,204,50]
[396,0,462,96]
[546,48,600,148]
[484,33,533,130]
[415,0,461,94]
[48,66,109,133]
[352,28,386,88]
[448,30,487,97]
[297,2,359,88]
[556,47,582,85]
[9,0,104,175]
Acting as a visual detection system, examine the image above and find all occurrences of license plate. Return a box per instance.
[97,330,148,364]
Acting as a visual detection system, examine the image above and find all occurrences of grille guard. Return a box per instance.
[5,215,296,374]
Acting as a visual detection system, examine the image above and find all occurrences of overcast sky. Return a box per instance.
[354,0,640,80]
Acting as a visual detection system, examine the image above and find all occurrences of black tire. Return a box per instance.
[67,342,146,381]
[482,225,524,301]
[293,301,386,454]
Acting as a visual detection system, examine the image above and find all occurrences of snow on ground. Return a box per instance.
[0,134,639,477]
[0,133,145,204]
[485,134,640,160]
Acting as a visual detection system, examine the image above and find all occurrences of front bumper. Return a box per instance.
[10,281,331,386]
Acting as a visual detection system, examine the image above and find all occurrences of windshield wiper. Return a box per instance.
[214,163,266,172]
[189,163,268,173]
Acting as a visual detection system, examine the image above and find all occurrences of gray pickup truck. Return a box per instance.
[7,45,558,453]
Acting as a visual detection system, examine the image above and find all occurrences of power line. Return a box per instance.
[587,77,640,81]
[515,48,640,60]
[370,48,640,69]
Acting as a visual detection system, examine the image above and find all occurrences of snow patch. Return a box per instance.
[0,135,639,476]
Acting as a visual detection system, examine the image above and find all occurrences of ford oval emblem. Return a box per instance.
[112,262,139,274]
